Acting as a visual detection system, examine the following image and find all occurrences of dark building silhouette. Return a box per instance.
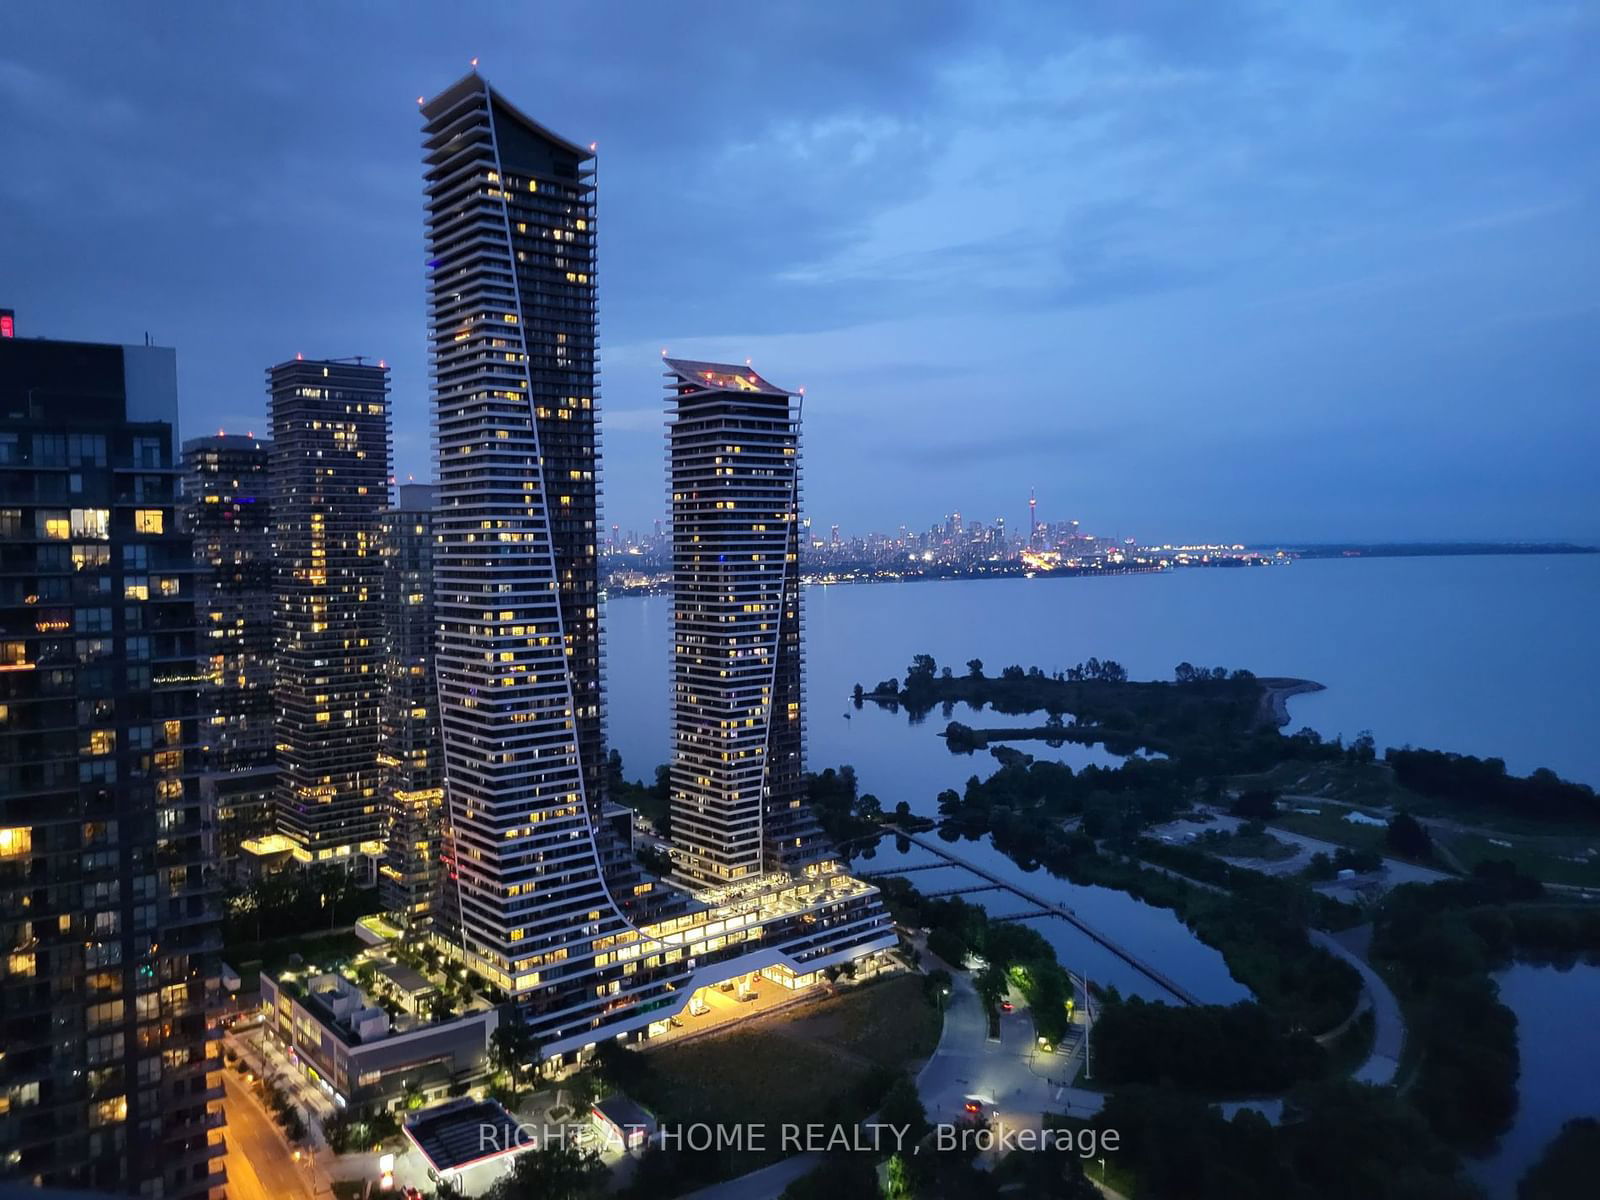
[0,333,225,1198]
[378,483,443,933]
[180,433,276,872]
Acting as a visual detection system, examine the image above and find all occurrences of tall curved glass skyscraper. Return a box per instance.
[664,359,827,883]
[422,73,894,1060]
[422,74,658,1049]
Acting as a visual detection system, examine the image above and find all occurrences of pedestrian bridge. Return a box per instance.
[862,828,1200,1006]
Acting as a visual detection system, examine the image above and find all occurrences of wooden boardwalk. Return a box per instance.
[867,829,1201,1006]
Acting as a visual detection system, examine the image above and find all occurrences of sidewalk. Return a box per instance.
[228,1028,339,1130]
[1308,929,1403,1086]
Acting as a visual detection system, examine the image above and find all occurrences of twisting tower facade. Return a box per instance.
[421,73,894,1059]
[665,359,826,883]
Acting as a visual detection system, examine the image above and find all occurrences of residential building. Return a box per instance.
[267,358,391,866]
[180,433,276,872]
[0,333,226,1199]
[664,358,826,884]
[259,964,495,1114]
[378,484,443,933]
[422,72,632,1051]
[420,74,894,1061]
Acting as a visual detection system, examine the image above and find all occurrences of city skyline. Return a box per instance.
[3,3,1597,544]
[3,11,1598,1199]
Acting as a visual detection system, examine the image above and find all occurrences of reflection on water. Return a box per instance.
[853,832,1248,1006]
[1468,962,1600,1200]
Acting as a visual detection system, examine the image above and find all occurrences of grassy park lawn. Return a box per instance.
[631,974,940,1174]
[1444,832,1600,889]
[1269,809,1394,856]
[1234,761,1406,808]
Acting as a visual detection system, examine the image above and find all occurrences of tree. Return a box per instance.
[593,1039,648,1095]
[976,963,1008,1010]
[885,1152,913,1199]
[966,658,984,678]
[1231,789,1279,820]
[927,926,968,969]
[1303,851,1335,881]
[487,1139,605,1200]
[877,1073,930,1147]
[779,1155,882,1200]
[564,1067,603,1114]
[1520,1118,1600,1200]
[1387,811,1432,859]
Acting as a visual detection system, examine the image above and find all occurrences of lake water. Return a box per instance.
[1469,962,1600,1199]
[605,554,1600,794]
[849,832,1251,1005]
[604,555,1600,1129]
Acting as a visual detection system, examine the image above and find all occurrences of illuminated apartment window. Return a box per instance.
[133,509,164,535]
[0,827,32,857]
[71,508,111,539]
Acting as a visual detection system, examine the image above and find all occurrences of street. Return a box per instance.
[221,1069,315,1200]
[916,965,1106,1140]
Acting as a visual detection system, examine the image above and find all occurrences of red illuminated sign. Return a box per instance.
[0,311,14,339]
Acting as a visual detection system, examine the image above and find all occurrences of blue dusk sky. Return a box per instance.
[2,1,1596,543]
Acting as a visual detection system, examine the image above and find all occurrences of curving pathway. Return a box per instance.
[1307,929,1403,1086]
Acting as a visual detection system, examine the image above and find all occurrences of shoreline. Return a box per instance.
[1256,677,1326,728]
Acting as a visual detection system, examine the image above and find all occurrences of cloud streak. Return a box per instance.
[0,0,1596,542]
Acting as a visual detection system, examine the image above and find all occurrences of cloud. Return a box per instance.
[1,0,1596,542]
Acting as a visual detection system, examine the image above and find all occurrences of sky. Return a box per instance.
[2,1,1597,544]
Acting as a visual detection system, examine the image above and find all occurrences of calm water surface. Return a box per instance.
[1469,963,1600,1199]
[607,554,1600,791]
[605,555,1600,1132]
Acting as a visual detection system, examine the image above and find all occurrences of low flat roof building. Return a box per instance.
[260,964,496,1113]
[592,1095,657,1152]
[403,1099,529,1177]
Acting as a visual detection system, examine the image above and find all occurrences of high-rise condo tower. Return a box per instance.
[378,484,443,932]
[664,359,826,883]
[181,432,276,870]
[422,73,647,1039]
[0,333,225,1199]
[268,358,391,865]
[421,73,894,1059]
